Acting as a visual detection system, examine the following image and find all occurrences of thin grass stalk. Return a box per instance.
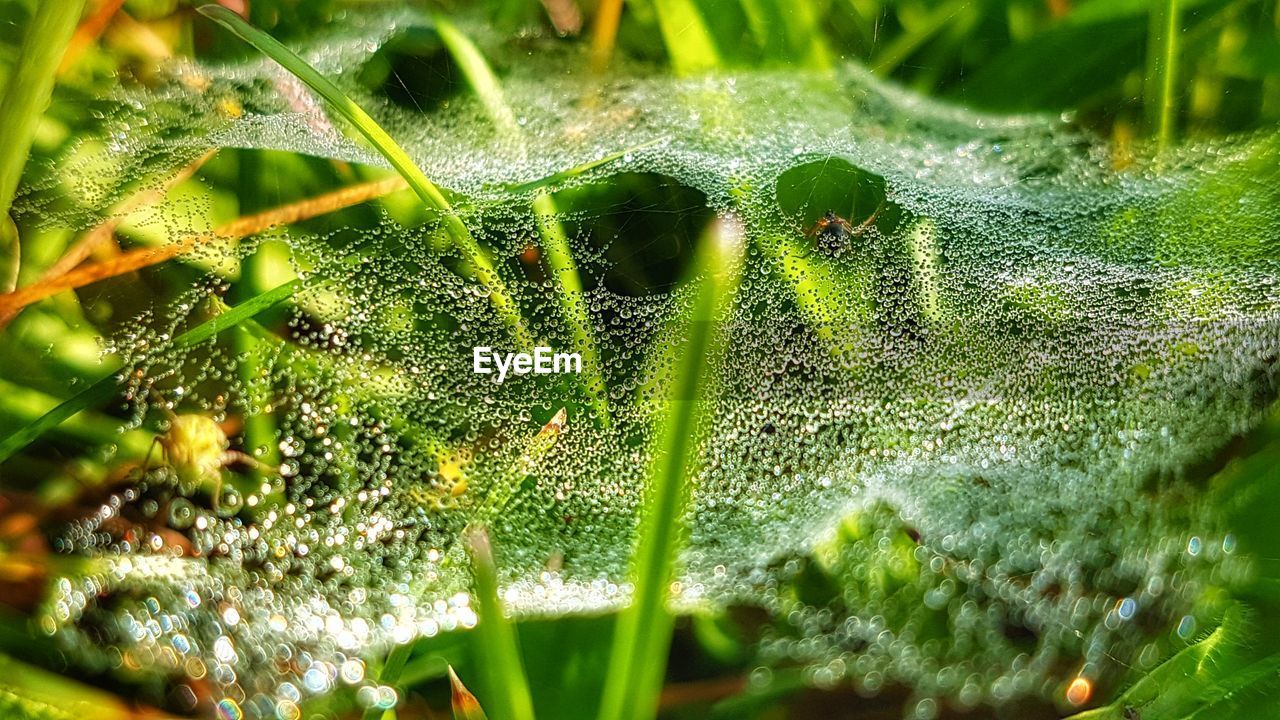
[0,279,300,463]
[1145,0,1182,151]
[590,0,625,73]
[361,640,414,720]
[497,141,659,194]
[759,231,871,354]
[474,407,568,522]
[597,214,746,720]
[465,526,537,720]
[197,5,532,349]
[0,0,87,221]
[434,15,612,426]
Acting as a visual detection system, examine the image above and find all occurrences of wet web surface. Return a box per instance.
[13,7,1280,718]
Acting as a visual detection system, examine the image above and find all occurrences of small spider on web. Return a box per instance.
[798,200,885,257]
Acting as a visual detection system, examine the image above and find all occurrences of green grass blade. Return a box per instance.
[1145,0,1182,150]
[738,0,830,68]
[493,140,662,195]
[465,526,536,720]
[651,0,722,74]
[0,651,145,720]
[871,0,969,76]
[196,5,531,349]
[362,640,414,720]
[0,0,86,221]
[0,278,300,463]
[597,214,747,720]
[231,157,283,486]
[759,232,872,355]
[433,16,520,137]
[0,378,152,456]
[434,15,611,426]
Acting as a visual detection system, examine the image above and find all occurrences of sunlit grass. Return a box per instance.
[598,214,746,720]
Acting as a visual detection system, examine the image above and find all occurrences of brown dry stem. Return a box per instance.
[0,175,407,322]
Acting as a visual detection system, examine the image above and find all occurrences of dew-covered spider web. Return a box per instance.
[13,6,1280,719]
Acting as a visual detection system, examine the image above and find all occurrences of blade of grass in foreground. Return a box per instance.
[0,279,300,463]
[597,214,746,720]
[197,5,532,349]
[0,0,87,221]
[1144,0,1181,151]
[433,15,611,426]
[0,650,156,720]
[465,526,536,720]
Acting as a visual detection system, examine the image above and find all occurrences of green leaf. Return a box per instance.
[651,0,721,74]
[1067,606,1280,720]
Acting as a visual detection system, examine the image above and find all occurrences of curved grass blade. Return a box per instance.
[434,15,611,426]
[196,5,532,349]
[597,214,746,720]
[0,279,300,463]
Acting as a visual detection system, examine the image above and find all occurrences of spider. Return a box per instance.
[800,200,884,257]
[142,398,274,509]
